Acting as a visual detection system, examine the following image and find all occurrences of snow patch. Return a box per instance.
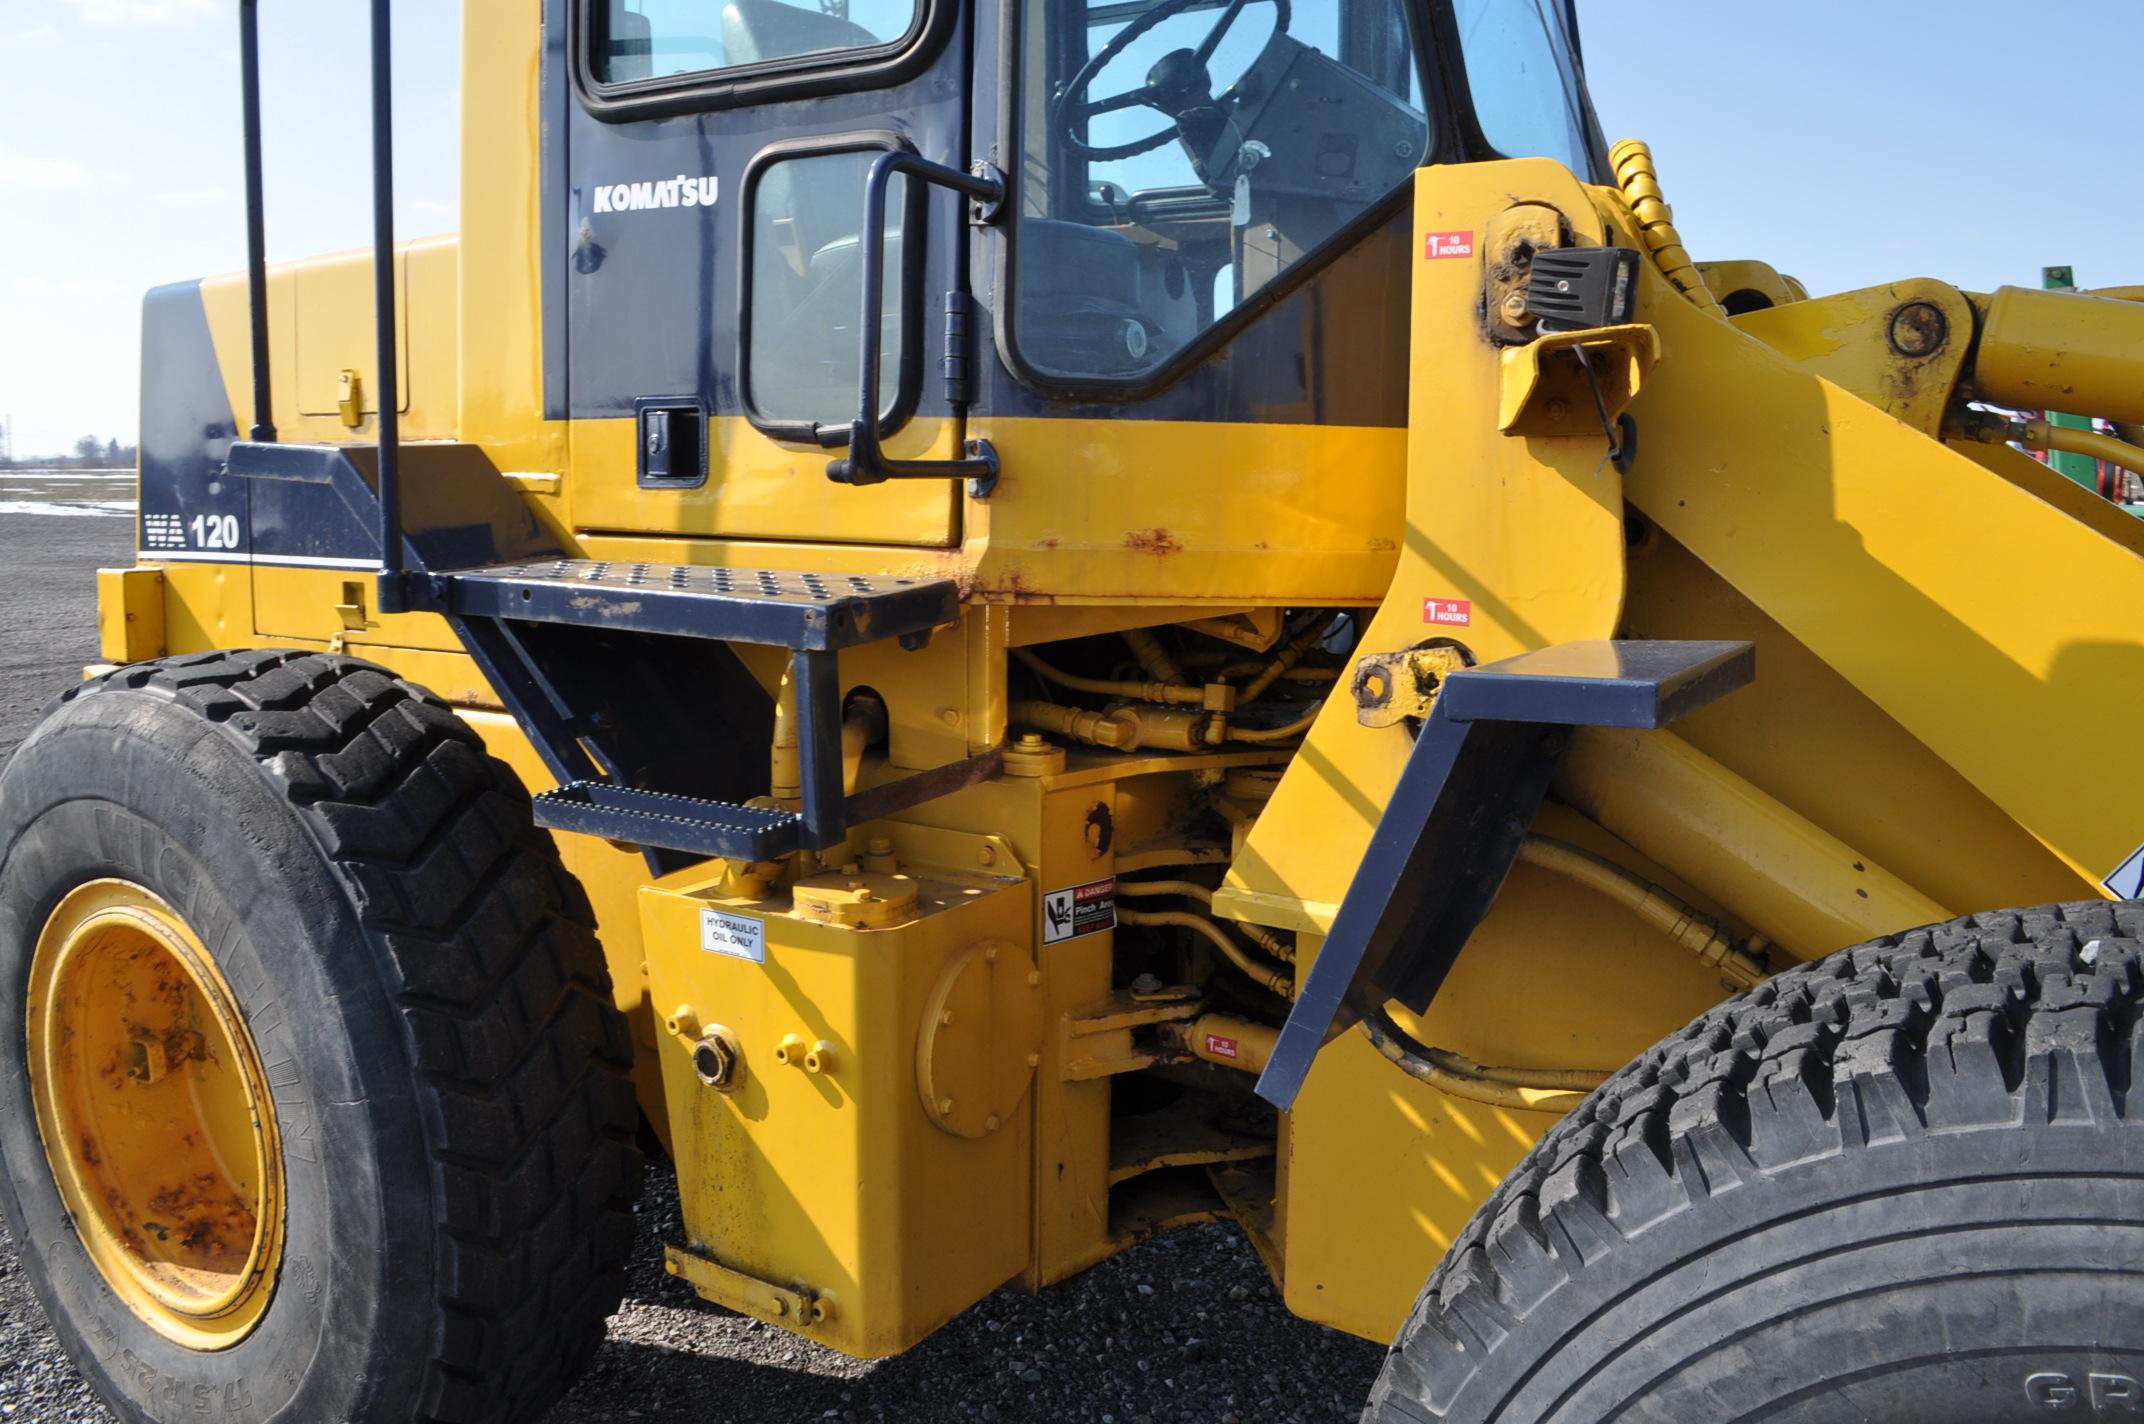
[0,500,133,519]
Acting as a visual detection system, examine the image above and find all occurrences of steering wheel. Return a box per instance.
[1055,0,1292,162]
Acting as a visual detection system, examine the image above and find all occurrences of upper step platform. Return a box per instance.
[438,558,959,651]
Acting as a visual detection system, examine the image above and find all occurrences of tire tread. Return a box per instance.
[60,651,641,1424]
[1366,900,2144,1422]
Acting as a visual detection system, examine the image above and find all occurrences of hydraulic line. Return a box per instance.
[1951,408,2144,485]
[1240,615,1338,703]
[1011,698,1212,752]
[1218,662,1340,684]
[1118,907,1294,998]
[1360,1007,1609,1114]
[2023,420,2144,484]
[1013,647,1210,707]
[1122,628,1187,687]
[1341,837,1772,1112]
[1517,835,1769,991]
[1225,705,1320,744]
[1117,879,1293,961]
[1607,138,1723,317]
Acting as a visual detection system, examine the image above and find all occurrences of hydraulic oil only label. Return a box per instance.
[1042,877,1116,945]
[1423,597,1472,626]
[1422,230,1475,260]
[700,908,766,963]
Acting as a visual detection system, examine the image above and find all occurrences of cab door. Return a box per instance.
[553,0,973,546]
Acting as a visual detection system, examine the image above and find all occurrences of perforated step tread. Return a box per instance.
[444,559,958,650]
[532,780,802,860]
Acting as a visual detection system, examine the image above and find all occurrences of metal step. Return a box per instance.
[439,558,958,650]
[532,781,802,861]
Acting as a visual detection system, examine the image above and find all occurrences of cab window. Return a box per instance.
[744,147,912,435]
[1450,0,1591,173]
[596,0,925,82]
[1011,0,1430,383]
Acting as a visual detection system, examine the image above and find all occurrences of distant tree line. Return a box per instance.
[0,437,139,470]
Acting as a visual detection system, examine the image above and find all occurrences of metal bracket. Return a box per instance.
[665,1245,831,1328]
[1254,640,1755,1109]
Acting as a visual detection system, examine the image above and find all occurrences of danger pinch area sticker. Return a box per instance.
[1043,876,1116,945]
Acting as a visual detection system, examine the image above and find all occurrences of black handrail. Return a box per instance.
[824,152,1005,496]
[369,0,406,612]
[238,0,273,443]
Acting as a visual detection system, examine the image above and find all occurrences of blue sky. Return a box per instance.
[1,0,2139,456]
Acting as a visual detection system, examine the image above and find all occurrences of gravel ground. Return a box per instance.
[0,483,1387,1422]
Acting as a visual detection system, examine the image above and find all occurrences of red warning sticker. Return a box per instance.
[1204,1034,1240,1060]
[1422,597,1472,626]
[1422,230,1475,260]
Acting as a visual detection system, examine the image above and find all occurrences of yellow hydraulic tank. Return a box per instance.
[636,841,1038,1357]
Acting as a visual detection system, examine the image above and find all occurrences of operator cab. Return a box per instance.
[562,0,1606,539]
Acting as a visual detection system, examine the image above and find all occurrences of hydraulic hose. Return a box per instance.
[1117,879,1293,961]
[1013,647,1211,708]
[1224,706,1320,744]
[1122,628,1188,687]
[1240,615,1338,703]
[1117,907,1294,998]
[1607,138,1723,317]
[1011,698,1212,752]
[1348,836,1777,1113]
[1517,835,1769,991]
[2023,420,2144,484]
[1360,1007,1609,1114]
[1951,408,2144,486]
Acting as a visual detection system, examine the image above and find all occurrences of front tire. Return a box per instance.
[1367,901,2144,1423]
[0,650,642,1423]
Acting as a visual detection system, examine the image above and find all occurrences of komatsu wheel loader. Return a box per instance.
[4,0,2143,1419]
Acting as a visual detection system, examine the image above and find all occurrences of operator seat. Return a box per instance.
[722,0,880,65]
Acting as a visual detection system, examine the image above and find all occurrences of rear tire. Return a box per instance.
[0,650,642,1423]
[1366,901,2144,1424]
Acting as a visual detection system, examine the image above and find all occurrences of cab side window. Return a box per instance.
[744,148,912,435]
[596,0,925,83]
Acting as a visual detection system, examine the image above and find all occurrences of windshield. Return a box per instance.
[1010,0,1430,383]
[1450,0,1593,173]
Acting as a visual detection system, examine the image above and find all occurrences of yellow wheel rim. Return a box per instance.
[26,880,284,1350]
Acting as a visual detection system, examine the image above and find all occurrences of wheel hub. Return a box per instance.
[26,880,284,1350]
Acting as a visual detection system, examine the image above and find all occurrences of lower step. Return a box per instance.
[532,781,801,860]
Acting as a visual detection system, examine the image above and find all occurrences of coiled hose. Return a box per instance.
[1607,138,1723,318]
